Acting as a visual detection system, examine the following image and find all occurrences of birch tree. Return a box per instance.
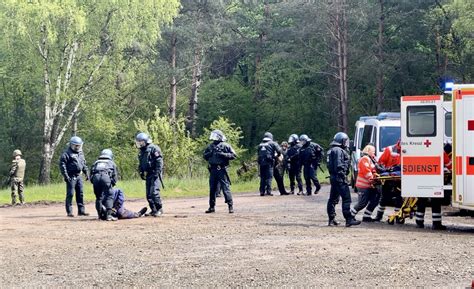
[1,0,179,183]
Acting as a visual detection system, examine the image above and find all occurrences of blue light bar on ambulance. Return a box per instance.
[358,116,377,121]
[444,81,454,93]
[377,112,400,120]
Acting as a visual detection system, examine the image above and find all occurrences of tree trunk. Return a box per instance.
[169,33,177,121]
[186,48,202,137]
[249,0,270,147]
[37,12,113,184]
[376,0,385,113]
[328,0,349,133]
[38,137,53,184]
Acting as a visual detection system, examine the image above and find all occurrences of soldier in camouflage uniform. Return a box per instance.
[273,142,289,195]
[10,149,26,205]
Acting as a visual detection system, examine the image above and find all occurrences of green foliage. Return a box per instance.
[1,0,474,184]
[196,116,246,157]
[135,109,197,177]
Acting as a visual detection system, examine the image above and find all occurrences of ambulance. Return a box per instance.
[400,84,474,211]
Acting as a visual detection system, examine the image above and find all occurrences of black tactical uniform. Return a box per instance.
[257,132,282,196]
[203,130,236,213]
[326,132,360,227]
[59,142,89,217]
[138,143,164,216]
[91,150,118,221]
[286,136,303,195]
[299,135,323,195]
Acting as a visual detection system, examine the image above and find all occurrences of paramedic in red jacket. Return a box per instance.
[374,140,403,221]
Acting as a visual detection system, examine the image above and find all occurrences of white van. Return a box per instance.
[350,112,401,188]
[350,116,376,187]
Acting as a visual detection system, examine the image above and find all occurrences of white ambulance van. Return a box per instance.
[350,113,400,188]
[400,84,474,211]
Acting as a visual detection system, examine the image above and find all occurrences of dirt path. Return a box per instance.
[1,186,473,287]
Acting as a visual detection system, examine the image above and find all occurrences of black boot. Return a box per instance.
[280,191,290,196]
[346,218,361,227]
[205,207,215,213]
[328,218,340,226]
[374,211,384,222]
[138,207,148,217]
[151,208,163,217]
[362,216,374,222]
[106,210,117,221]
[416,220,424,229]
[432,221,447,230]
[314,184,321,194]
[228,205,234,214]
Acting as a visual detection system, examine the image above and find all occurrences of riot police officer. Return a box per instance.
[136,132,164,217]
[59,136,90,217]
[326,132,360,227]
[299,134,323,195]
[257,132,282,196]
[203,129,237,213]
[286,134,303,195]
[91,149,118,221]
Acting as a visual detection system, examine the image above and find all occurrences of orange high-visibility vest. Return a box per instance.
[356,155,376,189]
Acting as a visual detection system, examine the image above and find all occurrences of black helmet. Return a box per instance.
[299,134,311,145]
[70,136,83,152]
[288,134,299,144]
[263,132,273,141]
[209,129,227,142]
[99,149,113,160]
[330,132,349,148]
[135,132,151,148]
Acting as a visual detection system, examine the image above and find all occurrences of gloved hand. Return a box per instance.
[64,176,71,183]
[217,152,231,159]
[85,174,90,182]
[140,172,146,180]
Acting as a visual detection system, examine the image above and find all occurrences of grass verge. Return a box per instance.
[0,170,329,205]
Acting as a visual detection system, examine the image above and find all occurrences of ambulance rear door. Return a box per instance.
[453,85,474,210]
[401,95,444,198]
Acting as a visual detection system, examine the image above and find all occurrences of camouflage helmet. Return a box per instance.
[13,149,22,157]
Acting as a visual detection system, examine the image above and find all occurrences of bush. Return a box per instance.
[135,109,197,177]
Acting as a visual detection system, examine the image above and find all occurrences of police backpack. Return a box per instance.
[258,143,274,165]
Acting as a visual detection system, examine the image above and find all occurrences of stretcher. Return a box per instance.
[375,175,418,224]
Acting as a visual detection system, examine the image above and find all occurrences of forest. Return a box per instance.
[0,0,472,184]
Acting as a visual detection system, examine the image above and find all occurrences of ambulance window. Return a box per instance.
[445,112,452,137]
[407,106,436,137]
[380,126,401,152]
[361,125,373,149]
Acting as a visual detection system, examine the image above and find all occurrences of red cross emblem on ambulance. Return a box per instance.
[424,139,432,148]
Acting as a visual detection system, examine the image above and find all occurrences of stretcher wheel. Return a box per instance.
[387,218,395,225]
[396,217,405,224]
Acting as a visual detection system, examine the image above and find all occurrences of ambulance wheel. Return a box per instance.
[387,218,395,225]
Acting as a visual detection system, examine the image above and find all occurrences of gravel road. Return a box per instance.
[1,186,473,287]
